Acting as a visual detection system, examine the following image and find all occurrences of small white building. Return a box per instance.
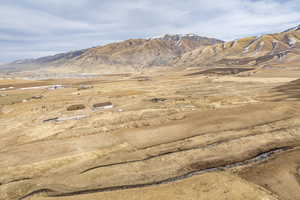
[93,102,114,110]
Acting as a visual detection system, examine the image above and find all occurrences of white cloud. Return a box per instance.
[0,0,300,62]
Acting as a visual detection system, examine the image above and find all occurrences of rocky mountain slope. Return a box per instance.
[70,34,222,68]
[175,25,300,67]
[0,34,222,73]
[0,50,88,73]
[2,25,300,74]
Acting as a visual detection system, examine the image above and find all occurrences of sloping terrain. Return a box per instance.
[258,78,300,102]
[0,50,87,73]
[27,172,279,200]
[67,34,222,68]
[175,25,300,67]
[273,78,300,100]
[2,25,300,75]
[0,34,222,73]
[240,148,300,200]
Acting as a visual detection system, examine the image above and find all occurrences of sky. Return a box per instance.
[0,0,300,63]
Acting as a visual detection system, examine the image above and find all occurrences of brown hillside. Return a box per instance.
[175,26,300,67]
[66,34,223,69]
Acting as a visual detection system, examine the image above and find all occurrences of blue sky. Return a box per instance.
[0,0,300,63]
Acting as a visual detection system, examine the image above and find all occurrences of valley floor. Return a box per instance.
[0,67,300,200]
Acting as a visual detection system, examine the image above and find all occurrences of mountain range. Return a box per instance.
[0,34,222,73]
[1,25,300,73]
[175,25,300,67]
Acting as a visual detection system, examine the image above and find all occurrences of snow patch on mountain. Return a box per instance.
[283,24,300,32]
[287,36,297,47]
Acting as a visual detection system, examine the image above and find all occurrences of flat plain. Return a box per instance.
[0,66,300,200]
